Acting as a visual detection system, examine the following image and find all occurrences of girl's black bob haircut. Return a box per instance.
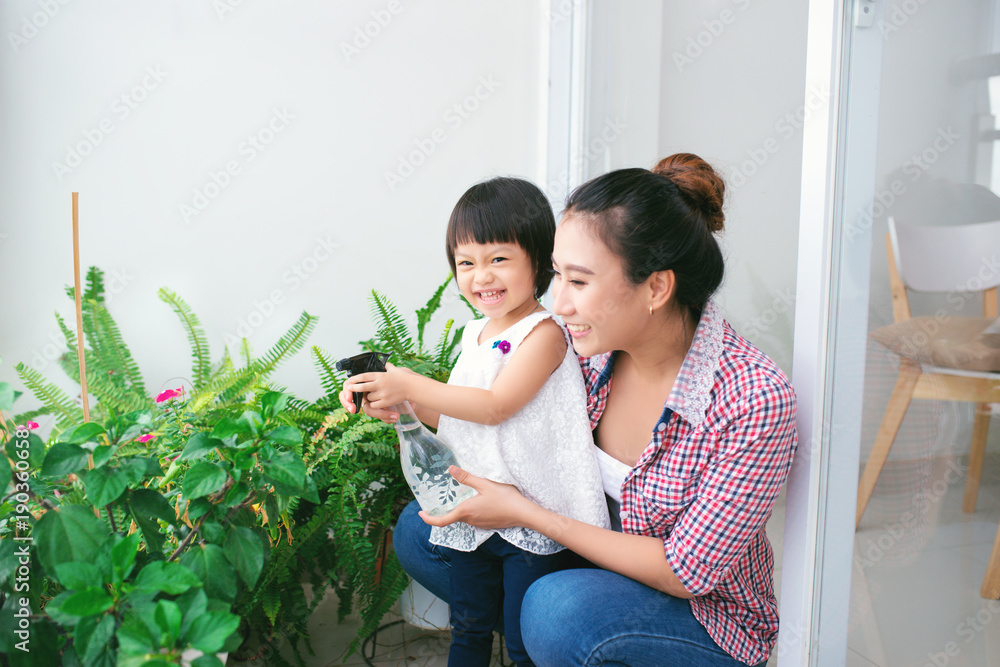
[445,177,556,299]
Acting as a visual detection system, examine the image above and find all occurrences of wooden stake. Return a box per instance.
[72,192,91,423]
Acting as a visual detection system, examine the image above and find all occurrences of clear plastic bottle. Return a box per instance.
[392,401,476,516]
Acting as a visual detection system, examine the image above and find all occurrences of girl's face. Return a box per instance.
[551,216,647,357]
[453,241,537,321]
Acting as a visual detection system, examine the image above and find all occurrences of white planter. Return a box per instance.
[400,579,450,630]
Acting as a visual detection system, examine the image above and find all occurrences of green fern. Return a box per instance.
[369,290,414,356]
[414,275,450,350]
[158,288,212,389]
[310,346,343,399]
[14,363,84,429]
[256,312,317,373]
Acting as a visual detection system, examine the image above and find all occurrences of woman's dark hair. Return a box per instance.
[564,153,726,312]
[446,177,556,299]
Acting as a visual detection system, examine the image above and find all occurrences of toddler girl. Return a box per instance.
[342,177,609,667]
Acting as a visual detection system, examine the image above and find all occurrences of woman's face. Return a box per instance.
[551,215,648,357]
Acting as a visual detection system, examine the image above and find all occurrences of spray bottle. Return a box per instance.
[336,352,476,516]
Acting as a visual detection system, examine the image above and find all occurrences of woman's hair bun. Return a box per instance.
[653,153,726,233]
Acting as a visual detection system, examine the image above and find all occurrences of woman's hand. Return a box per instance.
[418,466,539,530]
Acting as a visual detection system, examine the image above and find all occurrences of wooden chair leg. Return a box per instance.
[963,403,992,513]
[856,360,921,528]
[982,517,1000,599]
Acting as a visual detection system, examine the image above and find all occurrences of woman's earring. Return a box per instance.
[649,305,654,316]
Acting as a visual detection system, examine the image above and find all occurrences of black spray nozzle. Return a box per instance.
[336,352,390,413]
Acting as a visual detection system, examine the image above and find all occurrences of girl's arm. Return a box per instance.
[344,319,567,426]
[420,466,694,599]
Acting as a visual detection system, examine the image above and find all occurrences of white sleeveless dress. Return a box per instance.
[430,311,611,555]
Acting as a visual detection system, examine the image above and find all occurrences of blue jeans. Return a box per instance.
[393,501,765,666]
[446,534,567,667]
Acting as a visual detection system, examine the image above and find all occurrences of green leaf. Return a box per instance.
[119,458,146,486]
[154,600,182,645]
[6,432,46,470]
[265,425,302,446]
[54,561,103,590]
[182,462,227,499]
[180,432,221,461]
[191,655,225,667]
[238,410,261,437]
[75,613,115,664]
[134,561,201,595]
[223,526,265,587]
[116,615,156,654]
[260,391,289,421]
[0,382,16,412]
[40,443,92,477]
[83,466,128,507]
[128,489,176,524]
[111,532,141,584]
[91,444,115,468]
[34,505,109,575]
[59,422,107,444]
[132,513,166,554]
[180,545,236,603]
[173,588,207,641]
[183,611,240,654]
[261,451,306,496]
[59,587,114,616]
[211,418,249,440]
[0,451,11,494]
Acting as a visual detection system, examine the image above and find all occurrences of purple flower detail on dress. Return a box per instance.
[492,340,511,355]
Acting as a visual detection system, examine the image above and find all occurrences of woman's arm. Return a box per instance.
[420,466,694,599]
[344,319,567,426]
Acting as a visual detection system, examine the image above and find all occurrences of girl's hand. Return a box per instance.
[418,466,537,530]
[338,385,399,424]
[343,363,414,410]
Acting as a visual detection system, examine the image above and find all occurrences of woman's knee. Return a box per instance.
[521,570,590,665]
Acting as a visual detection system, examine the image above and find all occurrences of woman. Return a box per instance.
[361,153,797,666]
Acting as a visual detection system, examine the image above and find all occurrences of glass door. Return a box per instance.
[783,0,1000,664]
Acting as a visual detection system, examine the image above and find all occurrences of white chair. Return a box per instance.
[856,217,1000,597]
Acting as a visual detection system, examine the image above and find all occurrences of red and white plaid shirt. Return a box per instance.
[581,301,797,666]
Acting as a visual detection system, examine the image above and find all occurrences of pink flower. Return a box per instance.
[19,421,39,430]
[155,388,182,403]
[137,434,156,443]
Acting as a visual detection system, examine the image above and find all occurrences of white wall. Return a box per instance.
[656,0,810,374]
[0,1,548,415]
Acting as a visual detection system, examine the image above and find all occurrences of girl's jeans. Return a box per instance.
[393,501,767,666]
